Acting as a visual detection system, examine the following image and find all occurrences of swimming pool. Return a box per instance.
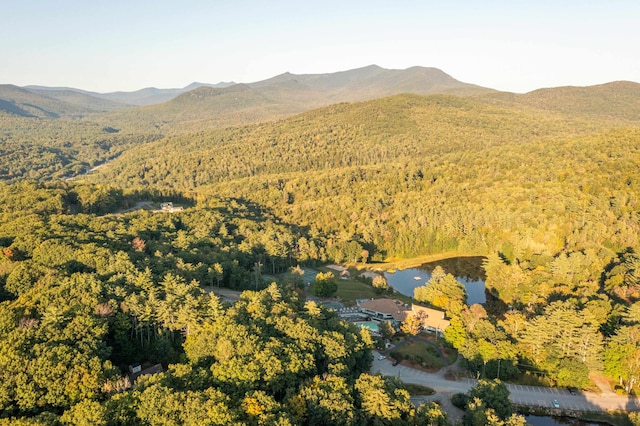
[355,321,380,333]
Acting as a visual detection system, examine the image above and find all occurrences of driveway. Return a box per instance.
[370,351,640,413]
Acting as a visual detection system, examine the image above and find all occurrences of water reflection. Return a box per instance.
[383,256,487,305]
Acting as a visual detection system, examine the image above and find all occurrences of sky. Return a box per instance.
[1,0,639,93]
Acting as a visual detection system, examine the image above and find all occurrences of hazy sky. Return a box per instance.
[2,0,638,93]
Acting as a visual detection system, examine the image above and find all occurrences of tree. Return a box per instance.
[372,275,389,294]
[355,374,414,424]
[61,400,108,426]
[290,265,305,289]
[295,375,357,425]
[413,401,448,426]
[313,272,337,297]
[465,379,514,422]
[208,263,223,287]
[401,313,422,336]
[414,266,466,315]
[378,321,396,340]
[131,237,146,253]
[603,325,640,394]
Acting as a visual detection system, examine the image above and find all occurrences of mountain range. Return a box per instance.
[1,64,639,183]
[0,65,488,123]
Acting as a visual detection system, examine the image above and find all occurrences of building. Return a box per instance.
[411,305,450,335]
[159,202,184,213]
[128,363,164,382]
[356,298,410,324]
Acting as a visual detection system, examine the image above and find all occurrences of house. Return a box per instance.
[159,202,184,213]
[128,363,164,382]
[357,298,409,324]
[411,305,450,335]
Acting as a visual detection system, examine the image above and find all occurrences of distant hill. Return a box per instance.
[101,65,492,131]
[477,81,640,123]
[249,65,489,101]
[25,87,131,112]
[26,82,237,107]
[93,92,607,190]
[0,84,109,118]
[94,82,236,106]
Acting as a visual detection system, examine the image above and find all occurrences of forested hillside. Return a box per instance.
[0,85,131,118]
[3,72,640,423]
[0,114,161,181]
[0,66,489,182]
[90,91,640,260]
[0,183,451,424]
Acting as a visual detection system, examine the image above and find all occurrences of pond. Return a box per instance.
[383,256,487,305]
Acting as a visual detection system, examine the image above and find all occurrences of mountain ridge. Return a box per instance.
[96,65,493,132]
[477,80,640,122]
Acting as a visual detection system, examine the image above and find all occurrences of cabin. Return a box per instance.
[128,362,164,382]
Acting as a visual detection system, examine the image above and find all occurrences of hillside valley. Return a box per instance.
[2,67,640,424]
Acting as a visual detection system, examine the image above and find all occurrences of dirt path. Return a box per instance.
[589,372,616,395]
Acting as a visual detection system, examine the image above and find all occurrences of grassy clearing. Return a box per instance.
[402,383,435,396]
[335,280,378,305]
[393,340,444,370]
[419,333,458,364]
[351,252,482,272]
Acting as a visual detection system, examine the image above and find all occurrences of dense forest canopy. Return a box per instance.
[2,76,640,423]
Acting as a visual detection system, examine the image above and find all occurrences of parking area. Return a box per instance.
[506,383,609,411]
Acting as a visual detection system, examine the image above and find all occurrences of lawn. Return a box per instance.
[305,265,417,306]
[419,333,458,365]
[335,279,378,305]
[402,383,435,396]
[352,252,482,272]
[392,340,444,371]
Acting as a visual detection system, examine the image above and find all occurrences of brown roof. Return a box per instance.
[412,305,450,330]
[358,298,409,321]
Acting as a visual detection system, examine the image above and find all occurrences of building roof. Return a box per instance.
[358,298,410,321]
[412,305,450,330]
[327,264,347,272]
[360,271,381,280]
[130,363,164,382]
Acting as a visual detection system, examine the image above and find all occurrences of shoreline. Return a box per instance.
[352,252,486,272]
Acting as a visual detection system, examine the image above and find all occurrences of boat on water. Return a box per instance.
[413,276,422,280]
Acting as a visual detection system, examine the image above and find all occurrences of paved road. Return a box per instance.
[371,351,640,412]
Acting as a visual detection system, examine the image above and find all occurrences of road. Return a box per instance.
[371,352,640,413]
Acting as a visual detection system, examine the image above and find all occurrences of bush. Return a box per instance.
[451,393,469,409]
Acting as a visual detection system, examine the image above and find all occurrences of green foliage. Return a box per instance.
[61,400,108,426]
[312,271,337,297]
[372,275,389,294]
[465,379,514,423]
[355,374,415,425]
[451,393,469,409]
[393,340,444,370]
[413,401,448,426]
[4,79,640,421]
[414,265,467,314]
[295,375,357,425]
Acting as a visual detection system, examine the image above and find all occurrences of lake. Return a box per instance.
[383,256,487,305]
